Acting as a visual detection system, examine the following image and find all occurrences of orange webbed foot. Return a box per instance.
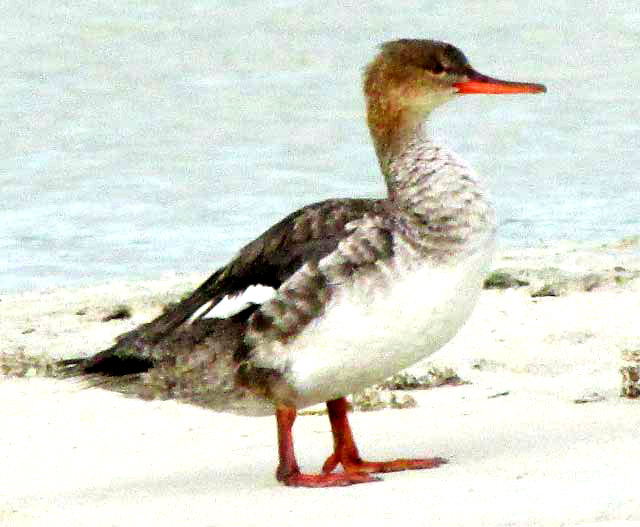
[275,399,445,488]
[323,398,447,475]
[277,467,379,487]
[323,450,447,474]
[276,404,380,488]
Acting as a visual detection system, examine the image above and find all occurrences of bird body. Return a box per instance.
[60,39,545,486]
[281,238,493,409]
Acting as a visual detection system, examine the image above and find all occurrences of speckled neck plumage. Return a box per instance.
[379,122,496,257]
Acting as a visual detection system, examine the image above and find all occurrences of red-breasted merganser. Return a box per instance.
[60,39,545,487]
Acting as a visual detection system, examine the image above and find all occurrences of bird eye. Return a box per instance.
[430,62,445,75]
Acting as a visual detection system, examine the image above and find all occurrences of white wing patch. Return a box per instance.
[188,300,214,322]
[187,284,277,323]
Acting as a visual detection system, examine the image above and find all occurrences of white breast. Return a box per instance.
[284,244,494,408]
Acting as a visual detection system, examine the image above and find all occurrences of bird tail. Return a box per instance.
[56,345,154,378]
[56,266,230,379]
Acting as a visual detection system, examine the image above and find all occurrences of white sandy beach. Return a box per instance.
[2,242,640,527]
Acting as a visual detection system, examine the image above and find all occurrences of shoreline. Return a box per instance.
[3,239,639,363]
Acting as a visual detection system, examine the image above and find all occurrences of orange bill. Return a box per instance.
[454,70,546,95]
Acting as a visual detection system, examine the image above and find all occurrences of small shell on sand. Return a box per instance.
[620,349,640,399]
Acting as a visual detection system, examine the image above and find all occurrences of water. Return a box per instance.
[3,2,639,292]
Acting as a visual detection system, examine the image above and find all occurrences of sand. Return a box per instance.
[2,241,640,527]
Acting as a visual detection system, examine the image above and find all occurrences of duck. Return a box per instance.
[59,39,546,487]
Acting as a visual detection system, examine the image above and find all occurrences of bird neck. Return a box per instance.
[372,118,496,253]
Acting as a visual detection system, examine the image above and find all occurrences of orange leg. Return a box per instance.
[275,405,376,487]
[322,397,447,474]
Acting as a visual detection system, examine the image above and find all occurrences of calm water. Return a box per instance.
[3,2,639,292]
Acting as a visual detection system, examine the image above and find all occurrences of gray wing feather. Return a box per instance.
[66,198,386,370]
